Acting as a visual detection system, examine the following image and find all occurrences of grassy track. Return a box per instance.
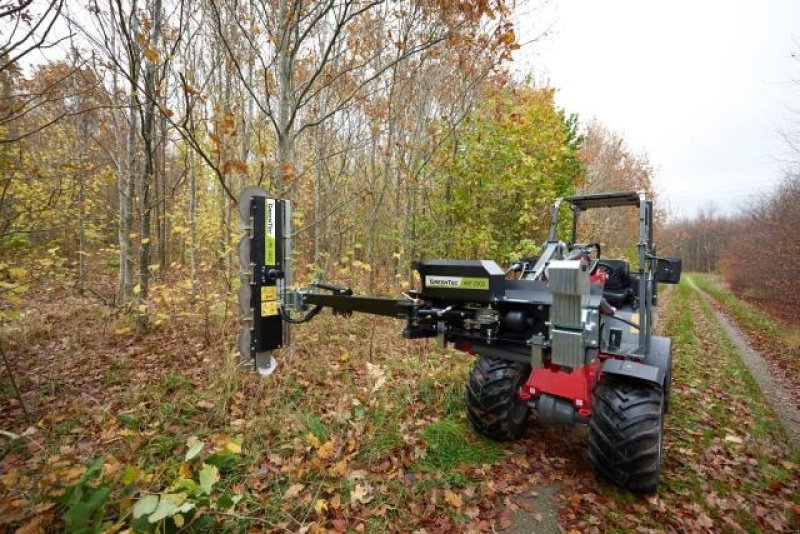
[690,273,800,385]
[651,279,798,530]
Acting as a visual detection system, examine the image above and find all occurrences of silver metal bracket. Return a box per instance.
[529,334,546,368]
[436,321,446,349]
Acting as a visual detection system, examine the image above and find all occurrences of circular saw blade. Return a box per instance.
[238,186,268,223]
[238,235,252,272]
[238,283,252,316]
[238,326,253,360]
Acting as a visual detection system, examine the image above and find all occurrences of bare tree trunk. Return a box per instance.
[313,127,322,267]
[136,0,163,330]
[78,169,85,295]
[154,158,163,273]
[185,5,197,298]
[240,0,255,192]
[189,148,197,298]
[274,0,293,193]
[158,108,168,272]
[71,47,87,296]
[115,0,139,306]
[121,52,138,305]
[225,186,232,285]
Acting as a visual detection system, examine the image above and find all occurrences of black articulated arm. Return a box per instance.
[296,280,416,319]
[303,291,413,318]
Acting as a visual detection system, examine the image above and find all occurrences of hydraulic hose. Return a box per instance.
[279,305,323,324]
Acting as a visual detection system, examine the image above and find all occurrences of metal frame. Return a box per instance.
[547,190,655,356]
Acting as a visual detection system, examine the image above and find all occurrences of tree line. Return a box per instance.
[661,173,800,322]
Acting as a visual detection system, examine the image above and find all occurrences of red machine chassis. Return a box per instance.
[501,266,613,420]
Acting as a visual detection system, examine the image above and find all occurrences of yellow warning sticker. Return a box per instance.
[260,285,278,316]
[261,286,277,301]
[630,312,639,333]
[261,300,278,317]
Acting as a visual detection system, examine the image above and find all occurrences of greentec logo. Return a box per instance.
[265,199,276,266]
[425,276,489,290]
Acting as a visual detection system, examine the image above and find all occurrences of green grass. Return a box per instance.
[690,273,799,347]
[54,417,82,437]
[646,278,800,528]
[102,360,130,386]
[140,433,184,468]
[418,376,463,414]
[0,379,16,398]
[163,370,189,392]
[117,413,141,430]
[415,418,502,472]
[304,414,330,443]
[360,406,401,461]
[667,280,788,445]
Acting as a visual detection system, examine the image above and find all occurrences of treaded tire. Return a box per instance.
[465,356,531,441]
[588,377,664,493]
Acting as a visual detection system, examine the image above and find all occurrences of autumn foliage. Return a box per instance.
[662,173,800,325]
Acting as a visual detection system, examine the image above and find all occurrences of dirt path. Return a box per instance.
[688,277,800,447]
[503,484,562,534]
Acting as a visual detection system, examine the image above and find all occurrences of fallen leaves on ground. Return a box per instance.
[0,275,797,532]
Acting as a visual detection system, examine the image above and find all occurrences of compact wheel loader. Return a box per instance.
[237,190,682,492]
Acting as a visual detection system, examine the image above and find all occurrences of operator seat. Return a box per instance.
[597,259,633,307]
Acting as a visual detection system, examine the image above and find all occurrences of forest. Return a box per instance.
[1,1,798,533]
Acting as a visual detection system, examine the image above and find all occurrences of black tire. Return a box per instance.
[588,377,664,493]
[465,356,531,441]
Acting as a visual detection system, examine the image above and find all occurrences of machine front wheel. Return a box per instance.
[588,376,664,493]
[465,356,531,441]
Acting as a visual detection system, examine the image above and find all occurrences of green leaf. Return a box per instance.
[122,465,137,485]
[148,493,185,523]
[204,451,236,472]
[175,477,201,496]
[79,458,105,485]
[63,486,110,531]
[198,463,219,495]
[132,494,159,519]
[185,438,204,461]
[217,493,234,508]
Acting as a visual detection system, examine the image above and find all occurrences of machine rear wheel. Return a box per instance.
[588,377,664,493]
[465,356,531,441]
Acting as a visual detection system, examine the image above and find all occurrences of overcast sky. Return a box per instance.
[514,0,800,218]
